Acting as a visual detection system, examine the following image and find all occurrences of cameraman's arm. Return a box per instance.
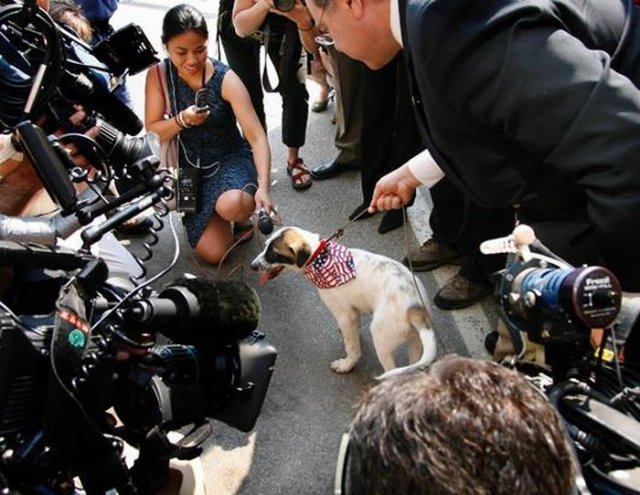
[0,135,42,216]
[233,0,270,38]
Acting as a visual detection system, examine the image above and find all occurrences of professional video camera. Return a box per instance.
[0,0,158,135]
[0,4,278,490]
[0,0,171,251]
[481,225,640,494]
[0,242,277,493]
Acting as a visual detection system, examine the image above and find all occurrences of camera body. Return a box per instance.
[0,1,158,134]
[484,225,640,494]
[0,249,277,493]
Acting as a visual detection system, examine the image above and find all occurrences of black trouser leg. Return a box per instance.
[219,34,265,129]
[266,33,308,148]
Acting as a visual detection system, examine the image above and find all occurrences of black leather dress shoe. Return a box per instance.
[310,158,357,180]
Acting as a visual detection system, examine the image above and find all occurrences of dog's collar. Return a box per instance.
[304,238,330,268]
[303,240,356,289]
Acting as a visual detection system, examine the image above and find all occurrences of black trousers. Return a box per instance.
[218,9,308,148]
[359,54,422,203]
[430,179,514,283]
[219,35,265,128]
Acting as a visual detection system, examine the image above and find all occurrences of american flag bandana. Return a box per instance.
[303,241,356,289]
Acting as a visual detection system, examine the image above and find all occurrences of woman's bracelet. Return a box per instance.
[175,111,193,129]
[174,114,186,129]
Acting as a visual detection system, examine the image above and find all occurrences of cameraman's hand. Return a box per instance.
[179,105,210,128]
[266,0,314,29]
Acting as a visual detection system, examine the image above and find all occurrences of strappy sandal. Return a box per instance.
[287,158,313,191]
[233,221,255,243]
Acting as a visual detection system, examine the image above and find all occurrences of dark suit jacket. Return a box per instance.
[400,0,640,288]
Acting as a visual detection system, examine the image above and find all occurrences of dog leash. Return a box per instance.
[304,205,373,269]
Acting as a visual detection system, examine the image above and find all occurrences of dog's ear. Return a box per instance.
[295,245,312,268]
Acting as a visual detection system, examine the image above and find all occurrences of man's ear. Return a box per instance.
[347,0,365,19]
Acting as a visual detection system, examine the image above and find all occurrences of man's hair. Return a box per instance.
[345,354,575,495]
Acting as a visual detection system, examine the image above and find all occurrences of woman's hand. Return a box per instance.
[179,105,210,128]
[368,165,421,213]
[254,184,273,213]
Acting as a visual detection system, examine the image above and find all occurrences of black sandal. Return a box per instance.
[287,158,313,191]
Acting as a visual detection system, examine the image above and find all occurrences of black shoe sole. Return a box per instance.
[434,288,491,310]
[402,256,463,272]
[310,162,357,181]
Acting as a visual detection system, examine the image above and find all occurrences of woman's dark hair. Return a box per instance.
[161,3,208,45]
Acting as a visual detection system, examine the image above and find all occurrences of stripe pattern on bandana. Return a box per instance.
[303,241,356,289]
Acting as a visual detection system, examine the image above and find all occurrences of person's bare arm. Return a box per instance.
[0,138,42,216]
[221,70,273,212]
[144,66,185,141]
[233,0,271,38]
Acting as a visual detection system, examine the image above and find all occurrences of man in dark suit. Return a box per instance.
[306,0,640,292]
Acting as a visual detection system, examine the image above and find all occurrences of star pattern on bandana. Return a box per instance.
[303,241,356,289]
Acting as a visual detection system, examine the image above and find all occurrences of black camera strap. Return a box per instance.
[261,19,299,94]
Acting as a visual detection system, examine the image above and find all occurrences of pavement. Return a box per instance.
[111,1,500,493]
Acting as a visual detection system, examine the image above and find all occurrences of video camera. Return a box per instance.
[482,225,640,494]
[0,0,158,134]
[0,0,171,248]
[0,3,278,492]
[0,241,277,494]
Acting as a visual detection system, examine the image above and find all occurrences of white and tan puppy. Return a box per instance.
[251,226,437,378]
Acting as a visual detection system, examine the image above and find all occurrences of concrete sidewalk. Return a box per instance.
[112,2,498,493]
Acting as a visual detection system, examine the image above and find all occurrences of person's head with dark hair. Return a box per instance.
[49,0,93,42]
[343,354,575,495]
[161,3,208,46]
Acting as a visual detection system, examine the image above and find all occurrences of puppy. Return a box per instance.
[251,226,437,378]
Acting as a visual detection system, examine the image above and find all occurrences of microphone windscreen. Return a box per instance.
[162,279,261,344]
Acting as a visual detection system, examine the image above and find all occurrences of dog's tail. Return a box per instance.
[376,306,437,380]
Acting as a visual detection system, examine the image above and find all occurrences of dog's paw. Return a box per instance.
[330,358,355,373]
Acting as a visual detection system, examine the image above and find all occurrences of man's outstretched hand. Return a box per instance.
[368,165,421,213]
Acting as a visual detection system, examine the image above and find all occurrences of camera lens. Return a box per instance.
[273,0,295,12]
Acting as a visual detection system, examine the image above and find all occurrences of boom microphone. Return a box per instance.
[125,279,261,344]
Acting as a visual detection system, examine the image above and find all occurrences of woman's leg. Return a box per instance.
[194,214,233,265]
[216,189,255,223]
[194,190,255,264]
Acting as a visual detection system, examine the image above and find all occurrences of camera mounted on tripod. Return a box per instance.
[481,225,622,367]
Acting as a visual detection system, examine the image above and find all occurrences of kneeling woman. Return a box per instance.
[145,3,272,264]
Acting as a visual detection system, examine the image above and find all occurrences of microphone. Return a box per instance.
[80,188,164,247]
[257,209,274,235]
[480,225,536,255]
[125,279,261,344]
